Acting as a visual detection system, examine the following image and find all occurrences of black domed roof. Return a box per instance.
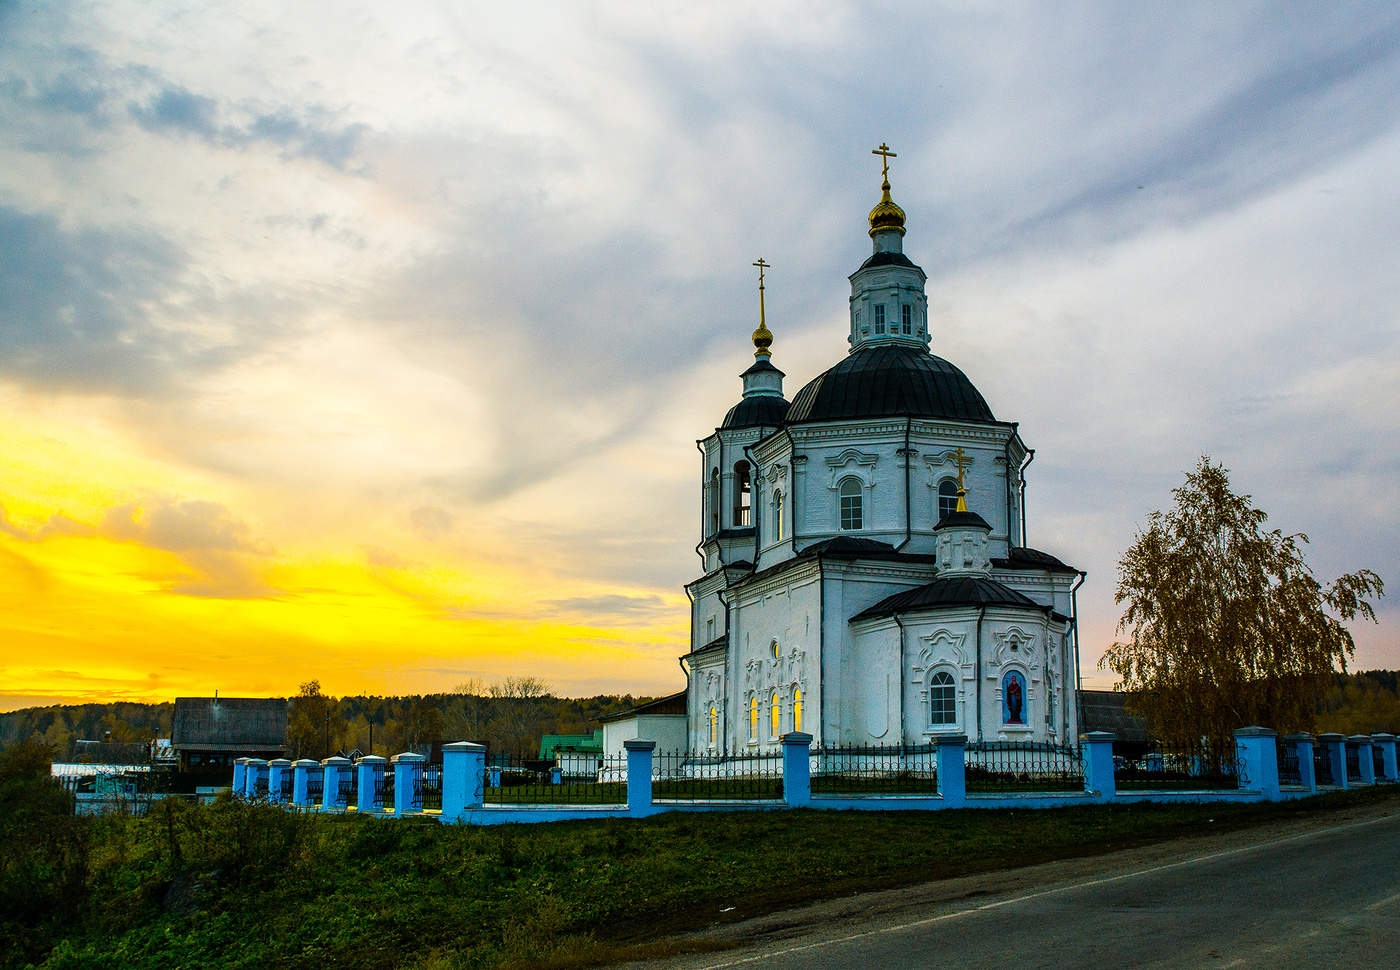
[722,395,790,429]
[785,345,996,425]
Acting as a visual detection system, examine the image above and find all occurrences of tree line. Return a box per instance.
[0,680,656,764]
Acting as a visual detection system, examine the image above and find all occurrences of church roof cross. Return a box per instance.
[952,446,970,512]
[872,143,897,183]
[750,257,774,357]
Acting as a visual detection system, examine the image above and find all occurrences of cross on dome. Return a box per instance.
[751,257,774,357]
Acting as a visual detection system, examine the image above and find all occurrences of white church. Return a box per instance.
[671,147,1086,758]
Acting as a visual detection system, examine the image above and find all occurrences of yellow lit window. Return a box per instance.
[749,696,758,741]
[793,688,803,733]
[708,705,717,746]
[770,693,781,738]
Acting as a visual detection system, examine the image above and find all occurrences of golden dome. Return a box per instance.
[752,321,773,356]
[868,177,906,236]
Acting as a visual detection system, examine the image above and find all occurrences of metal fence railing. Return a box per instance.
[375,768,394,807]
[421,764,442,811]
[305,770,324,803]
[1345,741,1362,783]
[651,749,784,800]
[1116,743,1239,791]
[810,743,939,795]
[1313,743,1336,787]
[1374,743,1387,780]
[965,742,1084,793]
[338,770,357,807]
[483,754,628,805]
[1277,737,1303,788]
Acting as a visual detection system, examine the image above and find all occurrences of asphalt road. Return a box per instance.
[620,805,1400,969]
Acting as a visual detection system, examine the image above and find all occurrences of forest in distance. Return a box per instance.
[5,670,1400,764]
[0,678,661,763]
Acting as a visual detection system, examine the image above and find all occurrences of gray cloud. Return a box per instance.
[126,81,368,170]
[102,500,277,599]
[0,206,190,394]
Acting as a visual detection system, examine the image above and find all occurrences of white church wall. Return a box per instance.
[727,564,821,749]
[902,610,982,741]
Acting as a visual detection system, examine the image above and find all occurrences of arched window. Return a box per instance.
[708,705,718,746]
[937,478,959,520]
[839,477,863,530]
[770,638,781,660]
[708,469,720,535]
[769,692,781,739]
[733,461,751,527]
[748,696,758,742]
[772,489,784,542]
[929,670,956,726]
[792,688,803,733]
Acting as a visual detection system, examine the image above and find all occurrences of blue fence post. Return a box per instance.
[1317,733,1347,789]
[267,758,291,804]
[291,758,318,808]
[442,741,486,821]
[357,755,386,812]
[1234,727,1280,800]
[781,732,813,808]
[1350,735,1375,785]
[244,759,268,800]
[321,756,351,811]
[393,752,426,816]
[1080,732,1116,802]
[1372,733,1398,783]
[935,733,967,807]
[231,758,248,798]
[624,739,655,815]
[1288,734,1315,792]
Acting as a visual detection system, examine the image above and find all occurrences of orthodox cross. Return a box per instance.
[872,142,897,180]
[753,257,769,325]
[950,446,968,491]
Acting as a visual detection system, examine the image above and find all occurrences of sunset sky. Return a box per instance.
[2,2,1397,711]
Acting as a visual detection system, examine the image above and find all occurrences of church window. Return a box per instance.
[706,616,715,643]
[938,478,959,520]
[929,671,956,726]
[839,478,863,530]
[772,489,784,542]
[793,688,803,733]
[873,304,886,334]
[749,696,758,742]
[708,469,720,535]
[708,705,718,746]
[769,692,781,739]
[733,461,751,527]
[901,305,912,335]
[771,638,780,659]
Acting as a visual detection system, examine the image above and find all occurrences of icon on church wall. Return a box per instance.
[1003,671,1026,725]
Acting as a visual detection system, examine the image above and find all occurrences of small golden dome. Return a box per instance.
[752,321,773,356]
[868,177,906,236]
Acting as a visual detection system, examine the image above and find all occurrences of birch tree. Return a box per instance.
[1101,457,1383,756]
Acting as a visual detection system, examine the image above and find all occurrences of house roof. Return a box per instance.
[1078,689,1150,743]
[172,697,288,751]
[599,690,688,723]
[539,730,603,759]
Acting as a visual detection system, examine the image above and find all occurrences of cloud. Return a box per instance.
[0,206,191,395]
[101,499,277,599]
[127,81,368,170]
[409,506,454,537]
